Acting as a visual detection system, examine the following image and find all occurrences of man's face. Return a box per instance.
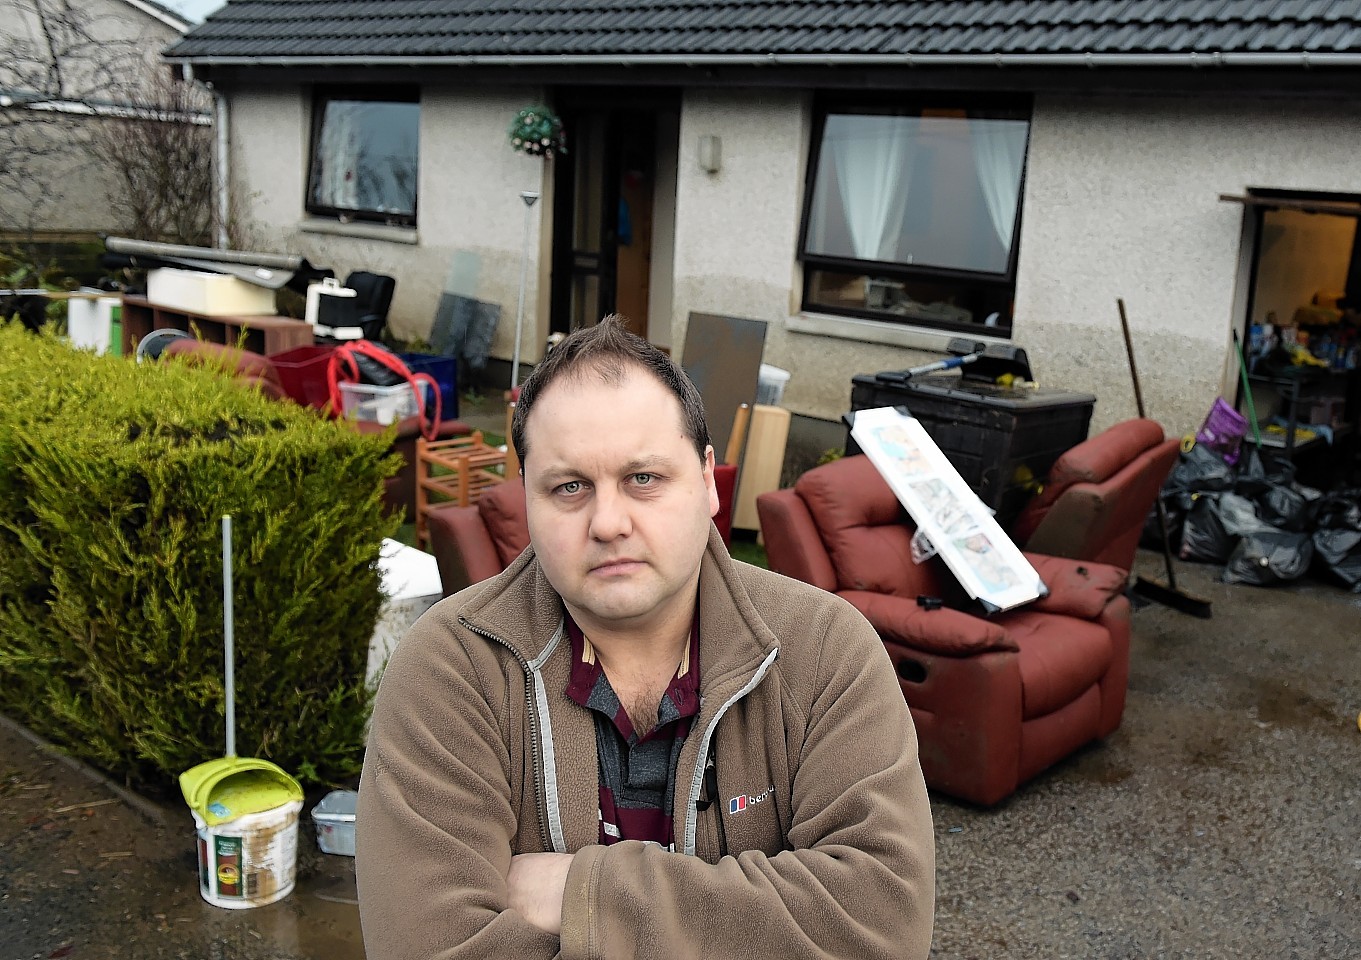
[521,364,719,638]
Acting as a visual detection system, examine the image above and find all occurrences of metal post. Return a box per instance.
[222,516,236,758]
[511,191,541,391]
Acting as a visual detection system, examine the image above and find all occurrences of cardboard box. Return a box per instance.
[146,268,276,316]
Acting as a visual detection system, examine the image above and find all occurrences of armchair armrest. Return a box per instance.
[428,504,504,596]
[1023,553,1128,620]
[756,488,837,593]
[841,591,1018,656]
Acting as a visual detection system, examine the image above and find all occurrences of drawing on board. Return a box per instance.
[850,406,1044,612]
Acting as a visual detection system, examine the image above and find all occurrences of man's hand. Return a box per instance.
[507,852,575,935]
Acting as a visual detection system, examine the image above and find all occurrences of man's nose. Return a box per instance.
[588,486,632,541]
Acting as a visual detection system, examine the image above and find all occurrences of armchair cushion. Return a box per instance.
[795,455,936,597]
[1002,610,1112,719]
[841,591,1017,656]
[755,488,838,593]
[477,479,529,568]
[428,503,504,596]
[712,464,737,545]
[1024,553,1129,620]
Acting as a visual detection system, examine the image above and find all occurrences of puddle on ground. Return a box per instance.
[167,844,365,959]
[1250,677,1338,728]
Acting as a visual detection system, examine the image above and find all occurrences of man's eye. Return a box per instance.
[557,480,583,495]
[633,473,655,485]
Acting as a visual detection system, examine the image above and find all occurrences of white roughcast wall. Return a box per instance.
[227,84,551,361]
[229,83,1361,437]
[671,90,1361,437]
[1017,93,1361,436]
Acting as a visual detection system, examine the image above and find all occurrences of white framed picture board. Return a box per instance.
[849,406,1045,613]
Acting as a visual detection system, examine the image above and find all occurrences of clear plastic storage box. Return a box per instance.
[338,381,419,426]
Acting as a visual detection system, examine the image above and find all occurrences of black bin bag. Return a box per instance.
[1311,492,1361,591]
[1179,495,1236,563]
[1166,443,1236,496]
[1222,530,1315,586]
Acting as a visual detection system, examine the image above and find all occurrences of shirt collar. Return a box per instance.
[565,610,701,716]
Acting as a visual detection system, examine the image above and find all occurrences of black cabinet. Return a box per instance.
[848,373,1096,529]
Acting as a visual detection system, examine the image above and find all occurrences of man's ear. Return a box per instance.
[703,445,719,518]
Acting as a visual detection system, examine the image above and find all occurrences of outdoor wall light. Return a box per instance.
[698,134,722,174]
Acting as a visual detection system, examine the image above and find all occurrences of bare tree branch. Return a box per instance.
[91,71,214,245]
[0,0,210,245]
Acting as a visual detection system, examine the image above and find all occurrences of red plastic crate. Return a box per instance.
[269,344,335,409]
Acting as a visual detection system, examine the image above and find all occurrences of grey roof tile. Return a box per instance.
[167,0,1361,60]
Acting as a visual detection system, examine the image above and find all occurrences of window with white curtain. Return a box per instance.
[307,89,420,226]
[799,100,1031,336]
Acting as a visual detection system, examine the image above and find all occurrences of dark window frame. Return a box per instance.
[797,93,1033,337]
[306,86,421,228]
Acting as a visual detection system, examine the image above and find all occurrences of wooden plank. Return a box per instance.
[733,404,791,533]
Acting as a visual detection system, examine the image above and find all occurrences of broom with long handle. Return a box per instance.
[1119,299,1213,618]
[1231,330,1265,449]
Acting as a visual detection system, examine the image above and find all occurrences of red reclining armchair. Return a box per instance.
[1009,418,1180,573]
[756,454,1131,807]
[162,339,470,518]
[429,465,740,597]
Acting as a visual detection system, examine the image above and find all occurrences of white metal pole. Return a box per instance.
[511,191,540,390]
[222,515,236,758]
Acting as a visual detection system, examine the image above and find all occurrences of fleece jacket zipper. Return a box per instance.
[459,616,566,853]
[682,647,779,857]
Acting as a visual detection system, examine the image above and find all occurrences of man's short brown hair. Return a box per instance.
[511,316,710,468]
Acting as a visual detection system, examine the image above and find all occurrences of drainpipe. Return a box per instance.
[214,87,229,250]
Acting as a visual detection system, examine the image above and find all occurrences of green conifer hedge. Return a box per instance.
[0,325,399,790]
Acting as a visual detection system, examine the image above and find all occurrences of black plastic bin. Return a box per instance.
[848,373,1096,529]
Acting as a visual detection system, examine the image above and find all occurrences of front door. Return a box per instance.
[550,93,672,339]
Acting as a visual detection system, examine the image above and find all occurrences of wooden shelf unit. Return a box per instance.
[415,432,508,548]
[120,294,314,357]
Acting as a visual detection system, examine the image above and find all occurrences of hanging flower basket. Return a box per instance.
[509,106,567,158]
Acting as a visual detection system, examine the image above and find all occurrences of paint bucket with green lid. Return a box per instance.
[180,756,303,908]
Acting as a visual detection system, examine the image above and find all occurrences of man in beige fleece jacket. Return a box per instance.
[357,318,935,959]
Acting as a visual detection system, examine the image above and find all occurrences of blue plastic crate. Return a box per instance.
[399,352,459,420]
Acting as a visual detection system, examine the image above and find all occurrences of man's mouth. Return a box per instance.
[590,558,644,576]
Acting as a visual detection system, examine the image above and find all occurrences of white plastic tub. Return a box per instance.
[66,292,122,354]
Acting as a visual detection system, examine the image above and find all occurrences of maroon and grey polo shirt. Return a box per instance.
[564,614,701,850]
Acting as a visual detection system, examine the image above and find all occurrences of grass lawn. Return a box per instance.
[728,533,769,569]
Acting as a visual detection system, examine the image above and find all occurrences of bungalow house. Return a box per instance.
[0,0,199,240]
[166,1,1361,473]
